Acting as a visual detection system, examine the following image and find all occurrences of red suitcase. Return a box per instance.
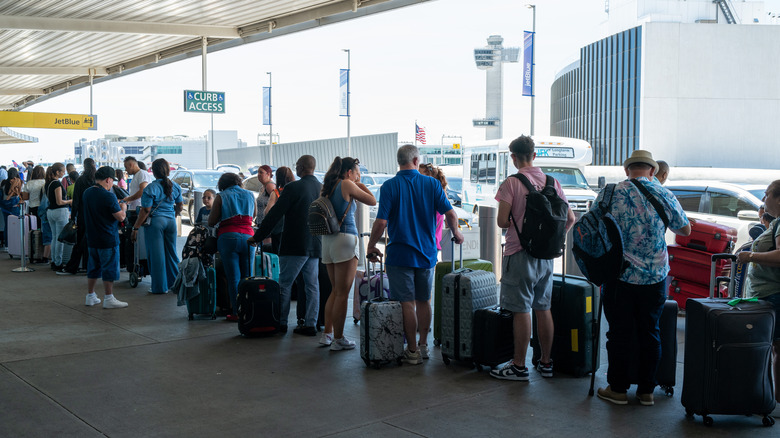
[674,220,736,254]
[668,278,726,310]
[668,245,729,284]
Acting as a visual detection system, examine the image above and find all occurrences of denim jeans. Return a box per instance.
[279,256,319,327]
[87,246,120,282]
[602,279,666,394]
[216,232,251,313]
[143,215,179,293]
[47,208,70,266]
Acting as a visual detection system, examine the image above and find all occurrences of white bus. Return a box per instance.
[461,136,598,213]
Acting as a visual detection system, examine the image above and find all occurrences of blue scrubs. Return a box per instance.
[141,179,183,293]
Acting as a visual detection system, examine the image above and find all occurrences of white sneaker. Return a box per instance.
[419,344,430,360]
[103,295,128,309]
[330,337,356,351]
[319,332,334,346]
[85,294,101,307]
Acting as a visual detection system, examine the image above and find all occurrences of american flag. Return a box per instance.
[415,124,426,144]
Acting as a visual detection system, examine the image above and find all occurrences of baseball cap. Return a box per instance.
[95,166,118,181]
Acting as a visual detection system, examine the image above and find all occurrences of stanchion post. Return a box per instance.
[12,201,34,273]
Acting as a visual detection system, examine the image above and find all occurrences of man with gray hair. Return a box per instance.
[655,160,670,185]
[367,145,464,364]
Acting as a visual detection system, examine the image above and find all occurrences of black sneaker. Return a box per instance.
[490,362,530,381]
[55,268,76,276]
[293,326,317,336]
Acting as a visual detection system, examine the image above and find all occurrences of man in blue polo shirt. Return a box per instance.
[82,166,129,309]
[367,145,464,364]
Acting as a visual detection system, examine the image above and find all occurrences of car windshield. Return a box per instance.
[748,189,765,201]
[448,177,462,192]
[193,172,223,188]
[539,167,590,189]
[373,175,392,185]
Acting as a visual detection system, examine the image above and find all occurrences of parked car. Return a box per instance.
[665,181,762,248]
[170,169,225,223]
[361,173,394,187]
[367,184,475,229]
[215,164,241,174]
[446,176,463,207]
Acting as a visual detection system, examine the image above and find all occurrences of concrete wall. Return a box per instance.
[640,22,780,168]
[217,132,399,173]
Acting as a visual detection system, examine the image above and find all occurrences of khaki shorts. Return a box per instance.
[321,232,359,264]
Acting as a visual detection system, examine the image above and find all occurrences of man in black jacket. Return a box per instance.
[250,155,322,335]
[58,158,96,275]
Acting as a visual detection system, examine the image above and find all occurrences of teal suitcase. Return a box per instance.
[187,266,217,320]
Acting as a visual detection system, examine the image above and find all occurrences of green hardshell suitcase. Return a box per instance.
[433,257,494,346]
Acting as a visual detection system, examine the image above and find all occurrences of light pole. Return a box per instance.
[342,49,351,157]
[526,4,536,136]
[267,71,273,165]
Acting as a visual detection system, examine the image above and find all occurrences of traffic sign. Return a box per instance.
[0,111,96,130]
[184,90,225,113]
[453,143,461,149]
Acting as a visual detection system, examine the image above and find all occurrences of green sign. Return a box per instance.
[183,90,225,113]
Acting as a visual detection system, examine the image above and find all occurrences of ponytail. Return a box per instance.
[151,158,173,199]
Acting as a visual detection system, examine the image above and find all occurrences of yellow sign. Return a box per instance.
[452,143,461,149]
[0,111,97,130]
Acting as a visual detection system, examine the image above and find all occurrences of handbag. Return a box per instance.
[143,202,162,227]
[58,220,78,244]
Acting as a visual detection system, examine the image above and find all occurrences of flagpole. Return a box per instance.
[414,120,417,146]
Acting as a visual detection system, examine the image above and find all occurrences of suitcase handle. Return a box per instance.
[249,241,262,277]
[450,237,464,272]
[710,253,737,299]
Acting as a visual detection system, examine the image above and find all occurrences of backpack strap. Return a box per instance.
[507,172,546,248]
[630,178,670,228]
[769,220,780,251]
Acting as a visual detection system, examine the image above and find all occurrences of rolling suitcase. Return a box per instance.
[187,265,217,320]
[29,229,44,263]
[360,259,404,368]
[471,306,514,370]
[627,299,679,396]
[681,253,777,427]
[433,252,493,347]
[7,213,37,259]
[441,241,498,366]
[236,244,282,337]
[353,259,390,323]
[668,245,729,284]
[532,252,600,378]
[254,250,280,283]
[675,220,737,254]
[669,278,726,310]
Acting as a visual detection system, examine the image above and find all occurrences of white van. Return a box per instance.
[461,136,598,213]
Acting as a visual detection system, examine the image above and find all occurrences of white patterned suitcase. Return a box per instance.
[441,268,498,365]
[360,299,404,368]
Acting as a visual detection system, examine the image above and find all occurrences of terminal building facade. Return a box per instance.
[550,0,780,168]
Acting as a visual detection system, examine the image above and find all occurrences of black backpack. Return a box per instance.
[509,173,568,260]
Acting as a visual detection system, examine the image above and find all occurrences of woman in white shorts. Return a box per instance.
[319,157,376,351]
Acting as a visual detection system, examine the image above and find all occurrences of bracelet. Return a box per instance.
[749,252,754,262]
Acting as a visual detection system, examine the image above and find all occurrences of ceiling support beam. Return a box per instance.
[0,67,107,76]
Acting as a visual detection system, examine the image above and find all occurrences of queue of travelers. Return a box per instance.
[1,140,778,407]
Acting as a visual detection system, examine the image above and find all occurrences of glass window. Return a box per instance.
[193,172,222,189]
[708,192,757,217]
[671,190,703,212]
[470,155,479,183]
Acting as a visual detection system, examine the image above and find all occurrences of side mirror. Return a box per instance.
[598,176,606,190]
[180,183,189,189]
[737,210,760,221]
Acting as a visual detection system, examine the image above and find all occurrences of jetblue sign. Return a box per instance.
[184,90,225,113]
[522,31,534,96]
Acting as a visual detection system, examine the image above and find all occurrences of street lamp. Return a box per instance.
[526,4,536,136]
[342,49,351,157]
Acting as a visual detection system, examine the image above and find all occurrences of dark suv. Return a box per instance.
[170,169,225,223]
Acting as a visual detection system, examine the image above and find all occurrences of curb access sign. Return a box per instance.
[184,90,225,113]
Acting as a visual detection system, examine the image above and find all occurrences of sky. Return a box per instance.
[5,0,779,164]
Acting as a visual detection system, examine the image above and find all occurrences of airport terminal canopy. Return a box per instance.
[0,0,428,112]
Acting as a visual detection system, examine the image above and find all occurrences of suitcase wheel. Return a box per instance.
[661,385,674,397]
[433,338,441,347]
[363,357,371,368]
[685,409,694,418]
[763,416,775,427]
[188,313,194,321]
[129,272,139,288]
[353,318,359,324]
[442,353,450,365]
[211,313,217,320]
[396,357,403,366]
[703,416,713,427]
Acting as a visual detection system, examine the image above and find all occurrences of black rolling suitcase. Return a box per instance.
[472,306,514,370]
[627,299,679,397]
[532,251,600,378]
[236,244,282,337]
[681,253,776,427]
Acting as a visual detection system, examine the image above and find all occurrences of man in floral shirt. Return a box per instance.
[596,150,690,407]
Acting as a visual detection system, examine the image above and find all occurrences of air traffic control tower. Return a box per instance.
[474,35,519,140]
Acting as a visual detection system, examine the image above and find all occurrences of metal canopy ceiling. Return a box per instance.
[0,0,431,111]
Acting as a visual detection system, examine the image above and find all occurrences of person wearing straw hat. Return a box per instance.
[595,150,691,407]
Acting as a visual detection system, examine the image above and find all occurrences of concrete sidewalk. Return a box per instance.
[0,241,777,437]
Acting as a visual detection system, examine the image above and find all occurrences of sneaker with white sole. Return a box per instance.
[597,386,629,405]
[329,337,356,351]
[636,392,654,406]
[85,293,101,307]
[536,360,554,378]
[103,295,128,309]
[319,332,334,347]
[402,348,423,365]
[490,361,529,381]
[418,344,430,360]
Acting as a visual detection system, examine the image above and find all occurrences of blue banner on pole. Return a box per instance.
[339,69,349,117]
[262,87,271,126]
[522,31,534,97]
